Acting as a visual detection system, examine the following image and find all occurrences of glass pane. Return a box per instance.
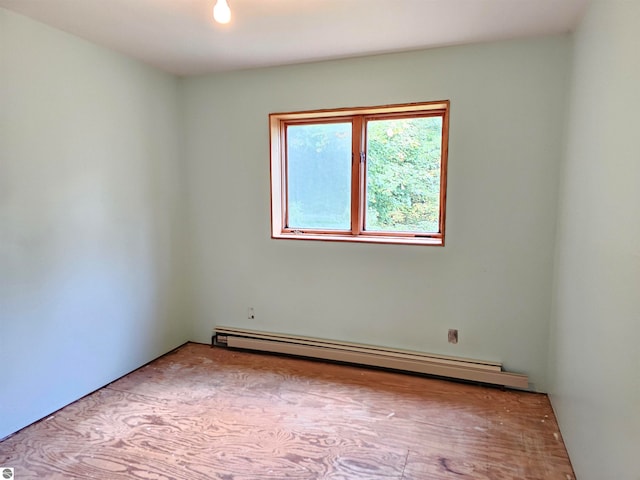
[287,122,351,230]
[365,116,442,233]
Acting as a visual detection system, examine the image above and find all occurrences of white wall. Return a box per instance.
[182,36,571,392]
[0,9,189,439]
[549,1,640,478]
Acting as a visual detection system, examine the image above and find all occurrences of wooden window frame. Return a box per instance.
[269,100,449,246]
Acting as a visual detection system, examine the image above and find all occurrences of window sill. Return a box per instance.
[272,232,444,246]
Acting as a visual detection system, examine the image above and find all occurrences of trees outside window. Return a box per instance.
[270,101,449,246]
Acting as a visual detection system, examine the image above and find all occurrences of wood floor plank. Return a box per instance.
[0,343,575,479]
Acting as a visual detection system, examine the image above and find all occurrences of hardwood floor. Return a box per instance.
[0,342,575,479]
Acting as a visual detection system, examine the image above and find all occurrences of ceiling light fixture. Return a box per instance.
[213,0,231,24]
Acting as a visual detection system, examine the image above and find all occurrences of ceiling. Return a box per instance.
[0,0,587,76]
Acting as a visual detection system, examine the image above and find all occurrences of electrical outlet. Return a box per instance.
[448,329,458,344]
[248,307,255,320]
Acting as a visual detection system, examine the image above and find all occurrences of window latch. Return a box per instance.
[360,152,366,163]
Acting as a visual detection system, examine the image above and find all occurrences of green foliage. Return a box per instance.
[286,116,442,233]
[366,117,442,232]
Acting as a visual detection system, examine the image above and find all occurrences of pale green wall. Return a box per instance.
[9,7,637,474]
[548,1,640,478]
[182,36,571,392]
[0,9,189,439]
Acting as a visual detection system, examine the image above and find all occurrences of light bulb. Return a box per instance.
[213,0,231,24]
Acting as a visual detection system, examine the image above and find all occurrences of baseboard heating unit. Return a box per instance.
[213,326,529,389]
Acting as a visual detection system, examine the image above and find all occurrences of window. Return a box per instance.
[269,101,449,246]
